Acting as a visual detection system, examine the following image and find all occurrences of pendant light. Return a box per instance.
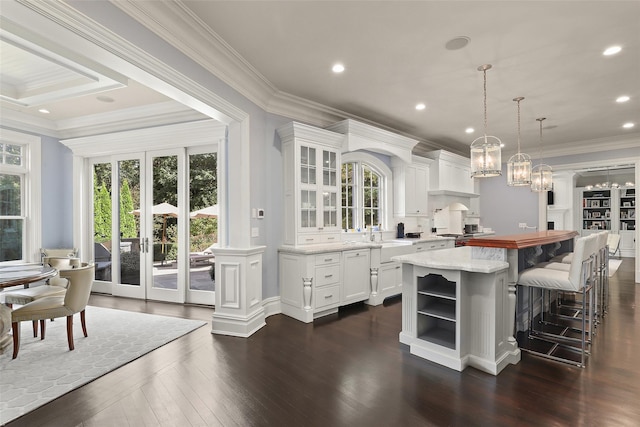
[471,64,502,178]
[507,97,532,186]
[531,117,553,192]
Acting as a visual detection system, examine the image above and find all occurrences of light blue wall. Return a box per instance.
[478,164,539,235]
[41,136,73,249]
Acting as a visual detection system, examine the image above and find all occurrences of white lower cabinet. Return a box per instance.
[619,230,635,257]
[279,248,371,323]
[342,249,371,304]
[379,262,402,297]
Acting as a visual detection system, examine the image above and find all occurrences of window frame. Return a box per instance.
[341,152,392,232]
[0,129,42,264]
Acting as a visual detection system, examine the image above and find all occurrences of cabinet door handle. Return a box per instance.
[324,258,333,262]
[395,266,401,269]
[325,274,333,278]
[430,245,436,248]
[325,294,333,298]
[306,238,314,242]
[327,237,335,240]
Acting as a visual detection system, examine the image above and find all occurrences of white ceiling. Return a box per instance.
[1,1,639,159]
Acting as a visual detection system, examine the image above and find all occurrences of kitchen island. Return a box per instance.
[393,230,578,375]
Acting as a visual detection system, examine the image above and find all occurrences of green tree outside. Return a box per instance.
[119,179,137,238]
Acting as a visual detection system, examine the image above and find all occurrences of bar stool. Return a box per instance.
[547,232,607,324]
[518,234,598,367]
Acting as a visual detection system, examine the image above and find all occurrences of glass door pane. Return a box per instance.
[118,159,141,286]
[188,152,217,303]
[150,154,179,291]
[92,162,113,282]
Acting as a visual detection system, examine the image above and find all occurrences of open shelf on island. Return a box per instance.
[416,273,457,349]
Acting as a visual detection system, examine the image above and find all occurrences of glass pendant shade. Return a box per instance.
[471,135,502,177]
[507,152,533,186]
[531,164,553,192]
[507,97,532,186]
[470,64,502,178]
[531,117,552,192]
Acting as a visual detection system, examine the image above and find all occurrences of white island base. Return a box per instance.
[394,247,520,375]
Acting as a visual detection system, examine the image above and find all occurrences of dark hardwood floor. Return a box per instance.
[7,259,639,427]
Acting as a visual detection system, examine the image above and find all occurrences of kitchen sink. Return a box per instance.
[380,240,414,263]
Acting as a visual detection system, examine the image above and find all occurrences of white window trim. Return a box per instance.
[0,128,42,263]
[342,152,393,231]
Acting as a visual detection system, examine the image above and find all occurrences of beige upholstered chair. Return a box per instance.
[3,257,78,337]
[41,248,78,260]
[10,263,95,359]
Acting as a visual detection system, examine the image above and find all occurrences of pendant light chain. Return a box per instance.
[483,68,488,137]
[538,117,545,164]
[516,98,522,154]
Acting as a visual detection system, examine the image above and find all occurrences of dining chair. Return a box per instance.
[10,263,95,359]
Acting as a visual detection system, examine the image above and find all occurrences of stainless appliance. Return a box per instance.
[464,224,478,234]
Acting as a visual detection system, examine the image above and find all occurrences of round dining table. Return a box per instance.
[0,264,57,355]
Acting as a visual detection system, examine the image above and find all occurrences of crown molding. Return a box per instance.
[110,0,277,111]
[1,101,207,139]
[61,119,226,157]
[528,133,640,160]
[55,101,207,139]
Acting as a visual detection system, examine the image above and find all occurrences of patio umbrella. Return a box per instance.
[189,204,219,218]
[131,202,178,254]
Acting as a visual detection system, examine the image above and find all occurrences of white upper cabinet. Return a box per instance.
[392,156,432,217]
[424,150,477,196]
[278,122,344,245]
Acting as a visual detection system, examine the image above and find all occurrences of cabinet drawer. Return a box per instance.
[315,252,340,266]
[315,285,340,309]
[316,264,340,287]
[321,233,341,244]
[297,234,322,245]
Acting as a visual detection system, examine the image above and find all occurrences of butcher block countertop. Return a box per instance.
[465,230,579,250]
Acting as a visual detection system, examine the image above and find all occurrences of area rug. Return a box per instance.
[0,306,206,425]
[609,259,623,277]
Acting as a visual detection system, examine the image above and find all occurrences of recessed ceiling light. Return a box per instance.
[603,45,622,56]
[500,143,505,148]
[622,122,634,129]
[465,127,474,134]
[616,95,630,103]
[332,63,345,73]
[445,36,470,51]
[415,103,426,111]
[97,95,115,103]
[38,109,50,114]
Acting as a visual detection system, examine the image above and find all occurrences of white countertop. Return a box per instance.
[278,235,456,255]
[392,246,509,273]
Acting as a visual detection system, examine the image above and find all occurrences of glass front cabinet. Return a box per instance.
[278,122,344,245]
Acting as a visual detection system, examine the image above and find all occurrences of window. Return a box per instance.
[342,161,384,231]
[0,130,41,264]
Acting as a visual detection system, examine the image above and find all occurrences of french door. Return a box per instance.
[90,148,217,305]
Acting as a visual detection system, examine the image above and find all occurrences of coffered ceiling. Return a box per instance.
[1,1,639,159]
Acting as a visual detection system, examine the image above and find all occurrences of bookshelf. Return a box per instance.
[582,189,611,231]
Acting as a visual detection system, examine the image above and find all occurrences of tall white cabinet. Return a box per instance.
[278,122,344,246]
[392,156,432,217]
